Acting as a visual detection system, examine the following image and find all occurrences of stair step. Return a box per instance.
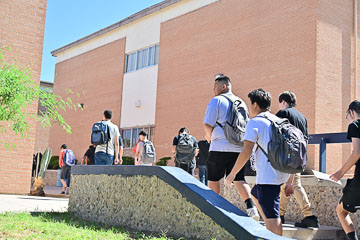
[282,223,346,240]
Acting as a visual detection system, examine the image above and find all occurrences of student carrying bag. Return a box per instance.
[257,113,307,174]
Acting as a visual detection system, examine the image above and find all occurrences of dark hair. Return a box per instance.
[178,127,189,134]
[60,144,67,149]
[248,88,272,110]
[104,109,112,119]
[279,91,297,107]
[215,76,231,87]
[347,100,360,114]
[139,130,147,137]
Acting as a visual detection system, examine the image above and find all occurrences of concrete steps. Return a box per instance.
[282,223,346,240]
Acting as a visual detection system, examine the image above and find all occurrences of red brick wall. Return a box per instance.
[156,0,318,167]
[0,0,47,194]
[49,39,126,160]
[315,0,355,173]
[34,120,50,154]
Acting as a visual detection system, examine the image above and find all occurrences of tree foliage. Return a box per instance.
[0,49,77,140]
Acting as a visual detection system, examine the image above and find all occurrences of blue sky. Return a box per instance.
[40,0,163,82]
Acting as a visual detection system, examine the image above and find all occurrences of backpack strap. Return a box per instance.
[63,150,68,166]
[215,94,237,128]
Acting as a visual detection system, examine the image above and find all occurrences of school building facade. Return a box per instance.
[50,0,360,174]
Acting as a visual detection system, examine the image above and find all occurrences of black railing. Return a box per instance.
[308,132,351,173]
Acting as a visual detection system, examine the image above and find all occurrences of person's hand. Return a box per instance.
[114,157,119,165]
[330,170,343,182]
[119,157,123,165]
[225,174,235,186]
[285,183,294,197]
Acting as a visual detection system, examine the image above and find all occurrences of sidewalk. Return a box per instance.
[0,186,68,213]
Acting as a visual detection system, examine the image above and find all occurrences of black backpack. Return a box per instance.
[142,140,156,164]
[216,94,249,147]
[176,134,196,164]
[91,121,111,153]
[257,113,307,174]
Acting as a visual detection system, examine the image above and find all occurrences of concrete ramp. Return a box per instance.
[70,165,291,240]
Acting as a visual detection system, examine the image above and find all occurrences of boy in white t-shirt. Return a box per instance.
[225,89,291,236]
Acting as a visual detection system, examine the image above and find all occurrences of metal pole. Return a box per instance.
[319,138,327,173]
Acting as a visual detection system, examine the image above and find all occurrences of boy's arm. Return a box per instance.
[204,124,213,143]
[225,140,255,185]
[330,138,360,181]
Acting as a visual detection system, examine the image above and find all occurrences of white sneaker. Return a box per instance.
[246,207,260,221]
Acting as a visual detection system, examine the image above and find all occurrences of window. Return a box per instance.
[124,44,159,73]
[120,126,155,148]
[122,129,132,148]
[155,44,159,65]
[137,50,143,69]
[148,46,155,65]
[126,52,137,72]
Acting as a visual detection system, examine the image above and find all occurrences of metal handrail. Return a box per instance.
[308,132,351,173]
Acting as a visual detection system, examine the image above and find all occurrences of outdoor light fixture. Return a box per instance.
[135,100,142,107]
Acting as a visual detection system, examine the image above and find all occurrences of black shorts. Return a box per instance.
[60,165,71,180]
[251,184,281,219]
[340,178,360,213]
[207,151,245,182]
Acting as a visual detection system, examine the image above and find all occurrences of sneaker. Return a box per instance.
[60,191,65,194]
[294,215,319,228]
[246,207,260,221]
[280,215,285,224]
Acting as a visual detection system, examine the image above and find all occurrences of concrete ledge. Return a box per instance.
[70,165,291,240]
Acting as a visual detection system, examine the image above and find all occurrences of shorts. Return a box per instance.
[175,161,195,175]
[340,178,360,213]
[251,184,282,219]
[60,165,71,180]
[207,151,245,182]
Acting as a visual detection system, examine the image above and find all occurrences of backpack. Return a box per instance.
[142,140,156,163]
[91,121,111,153]
[256,113,307,174]
[176,134,196,164]
[216,94,249,147]
[64,149,76,166]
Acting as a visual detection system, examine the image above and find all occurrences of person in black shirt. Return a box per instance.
[196,140,210,186]
[331,100,360,240]
[82,145,96,165]
[276,91,319,228]
[172,127,199,175]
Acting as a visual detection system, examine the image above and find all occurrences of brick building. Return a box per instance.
[0,0,47,194]
[50,0,359,174]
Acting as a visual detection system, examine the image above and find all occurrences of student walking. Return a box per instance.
[92,110,120,165]
[225,89,292,236]
[204,75,259,221]
[276,91,319,228]
[196,140,210,186]
[172,127,199,175]
[330,100,360,240]
[135,131,156,166]
[59,144,75,195]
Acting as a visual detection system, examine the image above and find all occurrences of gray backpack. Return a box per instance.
[176,134,196,164]
[142,140,156,164]
[216,94,249,147]
[257,113,307,174]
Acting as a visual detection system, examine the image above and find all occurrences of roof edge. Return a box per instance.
[51,0,182,56]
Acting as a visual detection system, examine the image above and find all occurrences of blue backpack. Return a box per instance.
[64,149,75,166]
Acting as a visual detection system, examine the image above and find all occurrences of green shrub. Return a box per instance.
[48,156,59,170]
[156,157,171,166]
[122,156,134,165]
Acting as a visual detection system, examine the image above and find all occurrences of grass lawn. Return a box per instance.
[0,212,178,240]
